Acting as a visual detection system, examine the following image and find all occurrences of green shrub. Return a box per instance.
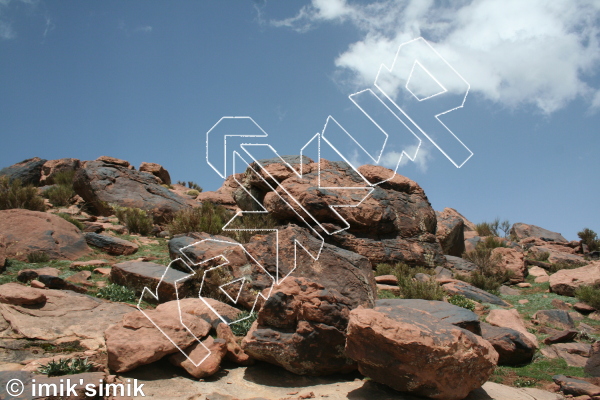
[460,244,511,293]
[230,310,258,336]
[187,189,200,197]
[377,290,399,299]
[448,294,476,311]
[532,251,550,262]
[187,181,202,192]
[480,236,507,249]
[225,212,279,244]
[57,213,84,230]
[27,251,50,263]
[0,176,46,211]
[499,220,511,238]
[51,170,76,186]
[38,357,93,377]
[578,228,600,252]
[575,283,600,310]
[112,205,154,235]
[44,184,74,207]
[96,283,137,303]
[476,219,499,237]
[375,263,394,276]
[377,263,443,301]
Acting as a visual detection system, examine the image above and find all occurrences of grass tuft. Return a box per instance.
[38,357,93,377]
[27,251,50,263]
[112,205,154,236]
[96,283,137,303]
[230,310,258,336]
[0,176,46,211]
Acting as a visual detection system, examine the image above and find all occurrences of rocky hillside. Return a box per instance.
[0,155,599,400]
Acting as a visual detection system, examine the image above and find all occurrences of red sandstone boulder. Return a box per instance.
[196,173,241,209]
[139,162,171,185]
[436,208,466,257]
[549,262,600,296]
[492,247,527,283]
[511,223,568,243]
[169,336,228,379]
[39,158,81,185]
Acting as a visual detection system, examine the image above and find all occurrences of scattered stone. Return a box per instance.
[511,223,568,243]
[66,270,92,285]
[0,234,6,272]
[480,322,536,365]
[543,329,578,345]
[36,275,87,293]
[105,308,211,373]
[374,275,398,285]
[517,283,532,288]
[0,283,46,305]
[110,261,192,303]
[17,267,60,283]
[242,277,356,375]
[71,260,110,270]
[93,267,111,276]
[570,311,584,322]
[0,157,47,186]
[434,266,453,280]
[551,299,572,311]
[376,284,400,295]
[195,173,240,208]
[519,299,529,304]
[590,312,600,321]
[492,247,527,283]
[30,279,45,289]
[139,161,172,185]
[486,309,539,348]
[574,302,596,313]
[444,255,478,273]
[0,209,91,261]
[535,276,550,283]
[84,232,138,255]
[436,208,465,257]
[170,336,228,379]
[345,303,498,400]
[544,343,591,367]
[499,285,521,296]
[553,374,600,396]
[550,262,600,296]
[442,280,510,306]
[533,310,576,330]
[529,266,549,277]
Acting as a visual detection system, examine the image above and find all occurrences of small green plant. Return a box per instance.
[43,170,76,207]
[57,213,84,230]
[27,251,50,263]
[187,181,202,192]
[230,310,257,336]
[448,294,476,311]
[476,219,499,237]
[459,244,511,293]
[480,236,507,249]
[96,283,137,303]
[575,282,600,310]
[531,251,550,262]
[112,205,154,235]
[187,189,200,197]
[578,228,600,252]
[38,357,93,377]
[0,176,46,211]
[377,290,400,299]
[377,263,444,301]
[514,378,537,388]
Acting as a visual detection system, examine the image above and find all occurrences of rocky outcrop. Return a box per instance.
[492,247,527,283]
[345,303,498,400]
[196,173,241,209]
[73,157,190,221]
[242,277,356,375]
[436,208,465,257]
[549,262,600,296]
[0,209,91,261]
[39,158,81,185]
[84,232,138,255]
[0,157,47,186]
[139,162,172,185]
[480,322,536,365]
[511,223,568,243]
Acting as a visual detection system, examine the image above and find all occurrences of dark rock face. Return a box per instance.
[39,158,81,185]
[436,208,466,257]
[480,322,536,365]
[73,158,190,221]
[0,157,47,186]
[376,298,481,335]
[442,280,510,307]
[84,232,138,256]
[233,158,445,267]
[241,277,356,376]
[553,374,600,396]
[444,255,478,273]
[533,309,576,330]
[345,303,498,400]
[511,222,568,243]
[139,162,172,185]
[0,209,91,261]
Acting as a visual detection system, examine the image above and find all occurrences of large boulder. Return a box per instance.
[241,277,356,375]
[73,157,190,221]
[234,158,445,267]
[0,209,91,261]
[139,162,171,185]
[511,223,568,243]
[345,303,498,400]
[436,208,466,257]
[549,262,600,296]
[480,322,536,365]
[0,157,47,186]
[39,158,81,185]
[0,282,46,305]
[492,247,527,283]
[155,297,241,329]
[195,173,241,209]
[169,336,228,379]
[486,308,539,348]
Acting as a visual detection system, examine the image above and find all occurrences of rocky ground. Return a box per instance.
[0,156,599,400]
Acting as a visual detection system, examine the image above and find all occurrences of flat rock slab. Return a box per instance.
[84,232,138,255]
[442,280,510,307]
[0,288,134,349]
[511,223,567,242]
[111,260,191,302]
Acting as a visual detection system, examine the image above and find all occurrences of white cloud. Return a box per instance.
[0,19,14,39]
[380,144,431,173]
[134,25,153,34]
[274,0,600,114]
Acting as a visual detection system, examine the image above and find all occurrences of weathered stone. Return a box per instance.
[553,374,600,396]
[436,208,465,257]
[551,299,572,311]
[84,232,138,256]
[105,308,211,373]
[544,329,578,345]
[73,158,190,221]
[36,275,88,293]
[195,173,241,209]
[550,262,600,296]
[0,283,46,305]
[0,234,6,272]
[444,255,478,273]
[39,158,81,185]
[155,298,241,330]
[0,157,47,186]
[492,247,527,283]
[71,260,110,270]
[376,284,400,295]
[434,266,453,280]
[529,266,549,277]
[345,305,498,400]
[216,323,253,365]
[442,280,510,306]
[480,322,536,365]
[139,162,172,185]
[511,223,568,243]
[585,341,600,377]
[65,270,92,285]
[169,336,228,379]
[110,261,191,303]
[574,302,596,313]
[499,285,521,296]
[374,275,398,285]
[242,277,356,375]
[0,209,91,261]
[486,309,539,348]
[17,267,60,283]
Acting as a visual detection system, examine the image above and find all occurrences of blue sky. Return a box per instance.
[1,0,599,241]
